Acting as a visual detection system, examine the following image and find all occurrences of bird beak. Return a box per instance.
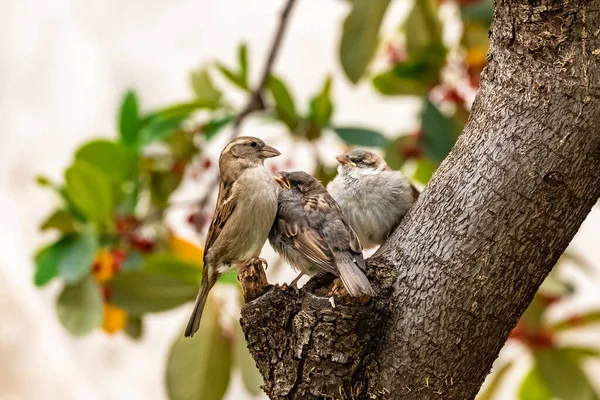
[335,154,356,167]
[260,144,281,159]
[273,171,290,189]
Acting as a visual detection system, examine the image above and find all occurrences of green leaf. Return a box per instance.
[518,367,552,400]
[333,126,388,147]
[143,253,202,284]
[149,170,184,208]
[314,162,339,187]
[75,140,137,186]
[36,175,52,187]
[65,160,113,223]
[461,0,494,24]
[34,243,60,286]
[166,297,232,400]
[234,321,263,396]
[412,158,438,185]
[56,276,103,336]
[40,209,77,234]
[216,62,248,91]
[138,116,185,148]
[309,76,334,127]
[562,346,600,362]
[204,116,235,141]
[268,76,298,131]
[156,100,220,120]
[190,68,223,107]
[552,311,600,332]
[403,0,443,56]
[217,271,240,286]
[125,316,143,340]
[339,0,391,83]
[107,271,198,315]
[119,90,140,147]
[121,251,144,272]
[535,348,597,400]
[56,232,98,284]
[383,134,419,170]
[540,350,597,399]
[238,43,249,88]
[477,361,513,400]
[520,295,546,331]
[421,99,458,163]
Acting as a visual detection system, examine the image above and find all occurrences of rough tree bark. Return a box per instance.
[239,1,600,399]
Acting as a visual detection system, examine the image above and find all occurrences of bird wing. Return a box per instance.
[204,181,238,256]
[276,209,338,275]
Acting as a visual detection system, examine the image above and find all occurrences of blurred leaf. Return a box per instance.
[333,127,387,147]
[35,175,52,187]
[121,251,144,272]
[412,158,437,185]
[65,160,113,223]
[157,100,220,120]
[40,209,77,234]
[461,0,494,24]
[216,62,248,91]
[477,361,513,400]
[108,271,198,315]
[58,232,98,284]
[403,0,442,56]
[125,315,143,339]
[372,48,445,96]
[149,170,184,208]
[315,162,338,187]
[234,321,263,396]
[462,21,490,69]
[520,295,546,331]
[119,90,140,148]
[421,99,458,163]
[383,135,419,170]
[339,0,391,83]
[535,348,597,400]
[518,367,552,400]
[34,242,60,286]
[552,311,600,332]
[562,347,600,362]
[56,276,103,336]
[144,253,202,284]
[309,76,334,127]
[168,235,204,264]
[138,116,185,148]
[217,271,239,286]
[166,297,232,400]
[190,68,223,107]
[75,140,137,186]
[268,76,298,131]
[204,116,235,141]
[238,43,248,88]
[168,130,198,162]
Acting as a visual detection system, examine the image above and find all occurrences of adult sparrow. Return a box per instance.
[185,136,280,337]
[269,171,374,297]
[327,149,419,249]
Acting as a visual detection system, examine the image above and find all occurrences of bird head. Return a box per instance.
[335,149,388,175]
[273,171,325,195]
[219,136,280,178]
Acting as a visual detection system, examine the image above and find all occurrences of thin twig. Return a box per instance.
[195,0,298,218]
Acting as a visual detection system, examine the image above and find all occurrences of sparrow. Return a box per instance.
[269,171,374,297]
[327,149,419,249]
[185,136,280,337]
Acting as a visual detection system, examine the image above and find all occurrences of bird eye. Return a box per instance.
[249,141,257,147]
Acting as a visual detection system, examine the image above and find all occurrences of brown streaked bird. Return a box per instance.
[185,136,280,337]
[327,149,419,249]
[269,171,374,297]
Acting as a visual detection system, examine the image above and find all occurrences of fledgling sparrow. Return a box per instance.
[269,171,374,297]
[185,136,281,337]
[327,150,419,249]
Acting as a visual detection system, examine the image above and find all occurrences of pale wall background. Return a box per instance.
[1,1,599,399]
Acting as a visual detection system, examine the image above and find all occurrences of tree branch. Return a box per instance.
[195,0,297,214]
[240,1,600,399]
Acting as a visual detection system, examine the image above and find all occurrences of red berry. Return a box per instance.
[202,159,212,170]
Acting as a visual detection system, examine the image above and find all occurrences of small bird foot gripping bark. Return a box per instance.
[238,258,271,303]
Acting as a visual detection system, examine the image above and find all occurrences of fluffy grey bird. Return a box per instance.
[185,136,280,337]
[269,171,374,297]
[327,150,419,249]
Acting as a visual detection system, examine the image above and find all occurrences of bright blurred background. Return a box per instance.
[2,0,600,399]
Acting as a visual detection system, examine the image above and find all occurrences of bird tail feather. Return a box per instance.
[336,254,374,297]
[184,273,214,337]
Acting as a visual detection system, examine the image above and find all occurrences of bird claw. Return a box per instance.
[250,257,268,270]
